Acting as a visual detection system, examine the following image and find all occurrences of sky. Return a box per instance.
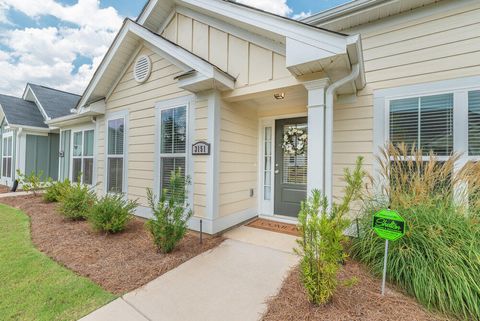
[0,0,351,97]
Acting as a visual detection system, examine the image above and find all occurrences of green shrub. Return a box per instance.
[17,170,47,196]
[351,144,480,320]
[43,179,72,203]
[58,182,96,220]
[296,157,365,305]
[89,194,138,233]
[146,169,193,253]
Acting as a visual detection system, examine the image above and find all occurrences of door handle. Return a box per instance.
[274,170,280,174]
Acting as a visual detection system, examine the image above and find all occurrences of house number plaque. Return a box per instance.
[192,141,211,155]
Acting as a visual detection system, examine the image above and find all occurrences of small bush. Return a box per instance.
[351,144,480,320]
[17,170,47,196]
[146,169,193,254]
[89,194,138,233]
[58,182,96,220]
[296,157,365,305]
[43,179,72,203]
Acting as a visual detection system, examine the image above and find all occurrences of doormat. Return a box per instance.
[247,218,299,237]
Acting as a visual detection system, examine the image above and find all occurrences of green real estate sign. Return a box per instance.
[373,209,406,241]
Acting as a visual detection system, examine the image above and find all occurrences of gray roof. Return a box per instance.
[0,94,48,128]
[28,84,81,119]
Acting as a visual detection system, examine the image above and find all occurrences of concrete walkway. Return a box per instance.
[80,226,299,321]
[0,191,32,198]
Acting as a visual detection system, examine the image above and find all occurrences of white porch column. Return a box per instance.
[304,79,329,196]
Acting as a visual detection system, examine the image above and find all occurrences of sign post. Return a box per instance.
[372,209,406,296]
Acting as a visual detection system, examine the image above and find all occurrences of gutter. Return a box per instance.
[323,36,363,207]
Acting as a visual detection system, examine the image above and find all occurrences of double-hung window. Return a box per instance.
[389,93,454,157]
[2,135,12,178]
[468,90,480,157]
[159,105,187,192]
[72,130,94,184]
[107,117,125,193]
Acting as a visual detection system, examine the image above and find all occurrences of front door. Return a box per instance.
[274,117,308,217]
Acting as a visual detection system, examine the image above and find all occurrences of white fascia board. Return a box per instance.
[23,84,51,121]
[285,37,339,70]
[346,34,366,90]
[77,19,130,110]
[137,0,157,25]
[179,0,348,55]
[78,19,234,109]
[303,0,383,25]
[8,124,51,133]
[0,104,9,126]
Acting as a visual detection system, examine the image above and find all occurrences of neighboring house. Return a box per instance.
[0,84,80,186]
[47,0,480,234]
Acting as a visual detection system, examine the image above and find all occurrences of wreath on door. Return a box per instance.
[282,126,307,156]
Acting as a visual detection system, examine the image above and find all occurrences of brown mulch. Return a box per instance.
[247,218,299,236]
[262,261,452,321]
[0,195,223,295]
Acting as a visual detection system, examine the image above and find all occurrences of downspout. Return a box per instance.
[324,63,361,206]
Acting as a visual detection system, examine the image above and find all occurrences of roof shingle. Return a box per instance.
[28,84,81,119]
[0,94,48,128]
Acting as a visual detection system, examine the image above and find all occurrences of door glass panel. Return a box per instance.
[282,123,308,185]
[263,127,272,200]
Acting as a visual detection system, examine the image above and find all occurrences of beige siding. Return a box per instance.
[100,46,193,207]
[331,2,480,199]
[219,101,258,217]
[161,13,294,89]
[193,98,209,218]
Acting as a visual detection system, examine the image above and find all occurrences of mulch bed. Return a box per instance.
[262,261,451,321]
[247,218,299,236]
[0,185,11,193]
[0,195,223,295]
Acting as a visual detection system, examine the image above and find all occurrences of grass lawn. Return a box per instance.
[0,204,115,321]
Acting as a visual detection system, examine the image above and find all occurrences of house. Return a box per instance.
[47,0,480,234]
[0,84,81,186]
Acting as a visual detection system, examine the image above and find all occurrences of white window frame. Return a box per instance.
[71,129,95,185]
[105,110,128,195]
[2,132,13,180]
[154,96,193,203]
[373,75,480,195]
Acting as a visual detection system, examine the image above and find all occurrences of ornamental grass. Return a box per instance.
[351,143,480,321]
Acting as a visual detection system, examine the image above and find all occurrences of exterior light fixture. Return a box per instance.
[274,92,285,100]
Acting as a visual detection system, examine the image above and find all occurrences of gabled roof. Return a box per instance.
[0,94,48,128]
[26,84,80,119]
[77,18,235,109]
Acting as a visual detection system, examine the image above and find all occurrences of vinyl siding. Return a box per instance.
[331,1,480,199]
[99,46,190,206]
[160,12,293,89]
[193,98,208,218]
[219,101,258,217]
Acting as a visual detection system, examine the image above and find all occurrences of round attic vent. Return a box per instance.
[133,55,152,83]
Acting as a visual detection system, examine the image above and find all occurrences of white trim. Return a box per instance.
[104,110,129,195]
[23,85,51,121]
[154,95,194,209]
[78,19,234,109]
[157,9,177,34]
[1,131,13,184]
[373,75,480,193]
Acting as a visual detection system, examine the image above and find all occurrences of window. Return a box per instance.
[107,118,125,193]
[468,90,480,156]
[390,93,454,156]
[159,106,187,192]
[263,127,272,200]
[72,130,94,184]
[2,136,12,178]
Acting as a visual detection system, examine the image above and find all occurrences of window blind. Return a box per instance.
[469,90,480,156]
[108,119,124,155]
[84,130,94,157]
[108,158,123,193]
[107,118,125,193]
[390,93,453,155]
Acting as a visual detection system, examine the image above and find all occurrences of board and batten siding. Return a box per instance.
[98,46,192,207]
[219,101,258,217]
[330,1,480,199]
[161,12,292,89]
